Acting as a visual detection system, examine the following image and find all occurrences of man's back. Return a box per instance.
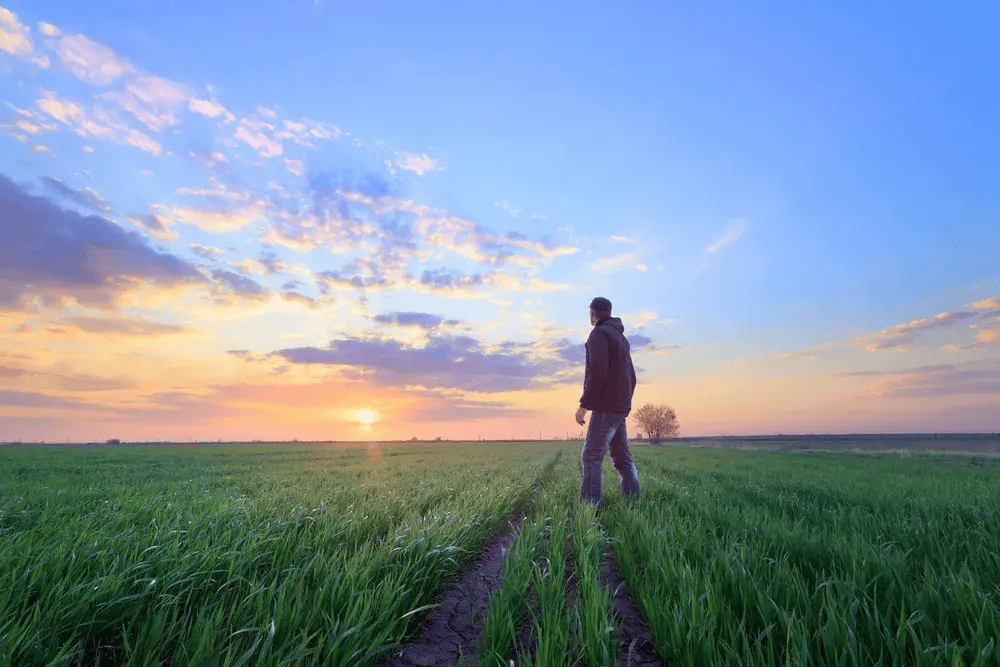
[580,315,637,414]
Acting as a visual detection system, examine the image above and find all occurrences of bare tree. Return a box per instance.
[631,403,679,444]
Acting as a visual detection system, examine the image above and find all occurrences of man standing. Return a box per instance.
[575,296,640,509]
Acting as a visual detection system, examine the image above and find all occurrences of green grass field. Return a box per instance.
[1,441,999,666]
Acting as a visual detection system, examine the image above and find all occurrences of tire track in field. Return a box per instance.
[601,546,663,667]
[383,452,562,667]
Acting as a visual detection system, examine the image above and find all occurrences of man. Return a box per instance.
[575,296,640,509]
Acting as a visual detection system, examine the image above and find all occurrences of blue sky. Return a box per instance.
[1,0,998,441]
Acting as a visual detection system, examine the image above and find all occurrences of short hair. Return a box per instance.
[590,307,611,318]
[589,296,612,311]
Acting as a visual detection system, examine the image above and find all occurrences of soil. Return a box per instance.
[383,518,524,667]
[601,546,663,667]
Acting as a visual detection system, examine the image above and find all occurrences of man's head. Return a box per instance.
[589,296,612,326]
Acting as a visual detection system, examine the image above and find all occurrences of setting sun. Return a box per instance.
[355,410,375,424]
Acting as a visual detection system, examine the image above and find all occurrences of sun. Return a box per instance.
[355,410,375,424]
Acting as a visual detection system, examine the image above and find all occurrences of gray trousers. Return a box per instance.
[580,410,640,508]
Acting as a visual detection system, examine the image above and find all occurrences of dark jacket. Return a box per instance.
[580,316,637,414]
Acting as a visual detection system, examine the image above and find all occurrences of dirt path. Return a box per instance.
[383,518,522,667]
[384,453,561,666]
[601,546,663,667]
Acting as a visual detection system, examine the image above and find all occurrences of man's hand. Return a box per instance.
[575,407,587,426]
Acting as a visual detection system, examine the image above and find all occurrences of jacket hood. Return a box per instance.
[598,316,624,334]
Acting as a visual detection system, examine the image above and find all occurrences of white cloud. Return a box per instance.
[624,310,659,330]
[57,33,134,85]
[273,118,340,146]
[386,152,441,176]
[15,120,43,134]
[36,91,84,124]
[177,178,252,202]
[0,7,32,58]
[234,118,283,157]
[257,106,277,118]
[166,204,267,234]
[38,22,60,37]
[189,98,227,118]
[610,234,635,244]
[104,74,191,132]
[284,158,305,177]
[228,255,286,277]
[122,127,162,155]
[34,90,163,155]
[708,218,747,253]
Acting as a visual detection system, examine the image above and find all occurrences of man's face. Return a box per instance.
[590,311,597,326]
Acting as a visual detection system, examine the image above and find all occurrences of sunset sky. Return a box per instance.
[2,1,998,442]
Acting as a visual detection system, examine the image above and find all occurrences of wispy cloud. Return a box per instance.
[56,33,134,85]
[385,152,441,176]
[621,309,661,330]
[233,116,283,157]
[227,251,286,277]
[372,311,463,329]
[127,212,179,241]
[39,176,111,213]
[34,89,163,155]
[209,269,268,300]
[164,203,268,235]
[707,218,747,253]
[858,310,978,351]
[56,316,193,336]
[284,158,305,177]
[945,329,1000,352]
[840,361,1000,399]
[775,341,841,360]
[189,243,224,260]
[494,199,523,217]
[588,251,644,274]
[100,74,192,132]
[629,333,681,356]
